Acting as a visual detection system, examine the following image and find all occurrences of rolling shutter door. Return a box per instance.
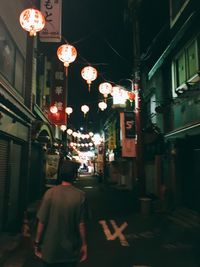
[0,139,9,230]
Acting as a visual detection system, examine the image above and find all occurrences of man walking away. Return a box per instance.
[34,159,87,267]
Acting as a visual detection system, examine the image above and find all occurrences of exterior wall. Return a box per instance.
[0,0,35,231]
[144,0,200,211]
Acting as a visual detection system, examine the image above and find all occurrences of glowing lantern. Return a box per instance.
[128,91,135,102]
[19,8,45,36]
[98,101,107,111]
[50,105,58,114]
[81,66,97,92]
[60,125,67,131]
[65,107,73,117]
[81,105,89,117]
[67,128,73,135]
[57,44,77,75]
[72,132,78,138]
[99,82,112,99]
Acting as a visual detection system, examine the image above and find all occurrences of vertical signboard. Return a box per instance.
[49,58,67,125]
[108,121,116,150]
[124,112,135,138]
[40,0,62,42]
[120,112,136,157]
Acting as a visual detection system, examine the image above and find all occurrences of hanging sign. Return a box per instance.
[40,0,62,42]
[49,58,67,125]
[124,112,135,138]
[120,112,136,157]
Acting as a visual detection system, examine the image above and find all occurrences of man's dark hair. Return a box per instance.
[59,159,77,182]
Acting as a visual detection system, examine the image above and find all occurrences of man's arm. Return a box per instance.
[79,222,87,262]
[34,221,44,258]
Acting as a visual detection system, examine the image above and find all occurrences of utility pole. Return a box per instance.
[129,0,145,196]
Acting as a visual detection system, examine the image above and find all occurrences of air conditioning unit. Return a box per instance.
[175,83,189,95]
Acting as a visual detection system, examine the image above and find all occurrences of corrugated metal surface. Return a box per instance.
[0,139,8,230]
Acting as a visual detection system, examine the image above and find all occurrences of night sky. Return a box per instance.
[60,0,133,132]
[52,0,169,133]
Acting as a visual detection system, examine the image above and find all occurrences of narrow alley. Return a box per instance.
[2,174,199,267]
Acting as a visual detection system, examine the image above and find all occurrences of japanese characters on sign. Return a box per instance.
[40,0,62,42]
[108,122,116,150]
[49,58,67,125]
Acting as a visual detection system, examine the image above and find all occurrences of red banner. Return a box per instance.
[49,58,67,125]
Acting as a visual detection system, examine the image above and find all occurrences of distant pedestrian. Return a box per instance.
[34,159,87,267]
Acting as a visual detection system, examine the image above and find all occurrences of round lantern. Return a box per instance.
[19,8,45,36]
[67,128,73,135]
[89,132,94,137]
[50,105,58,114]
[128,91,135,102]
[57,44,77,67]
[65,107,73,117]
[60,125,67,131]
[99,82,112,99]
[81,66,97,92]
[98,101,107,111]
[81,105,89,117]
[72,132,78,138]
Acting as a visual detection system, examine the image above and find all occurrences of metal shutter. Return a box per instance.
[0,139,9,230]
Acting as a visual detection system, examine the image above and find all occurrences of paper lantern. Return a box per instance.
[60,125,67,131]
[57,44,77,67]
[65,107,73,117]
[19,8,45,36]
[98,101,107,111]
[99,82,112,98]
[81,66,97,92]
[81,105,89,116]
[50,105,58,114]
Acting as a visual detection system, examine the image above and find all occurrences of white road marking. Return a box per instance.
[99,220,113,240]
[99,219,129,246]
[110,220,129,246]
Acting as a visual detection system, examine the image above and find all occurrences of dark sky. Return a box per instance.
[61,0,133,132]
[50,0,169,132]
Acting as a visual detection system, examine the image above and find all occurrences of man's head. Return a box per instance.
[59,159,77,182]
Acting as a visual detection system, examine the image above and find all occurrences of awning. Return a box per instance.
[165,123,200,140]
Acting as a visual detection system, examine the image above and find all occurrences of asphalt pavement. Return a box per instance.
[1,174,200,267]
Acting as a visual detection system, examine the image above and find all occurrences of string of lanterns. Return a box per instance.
[19,7,136,131]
